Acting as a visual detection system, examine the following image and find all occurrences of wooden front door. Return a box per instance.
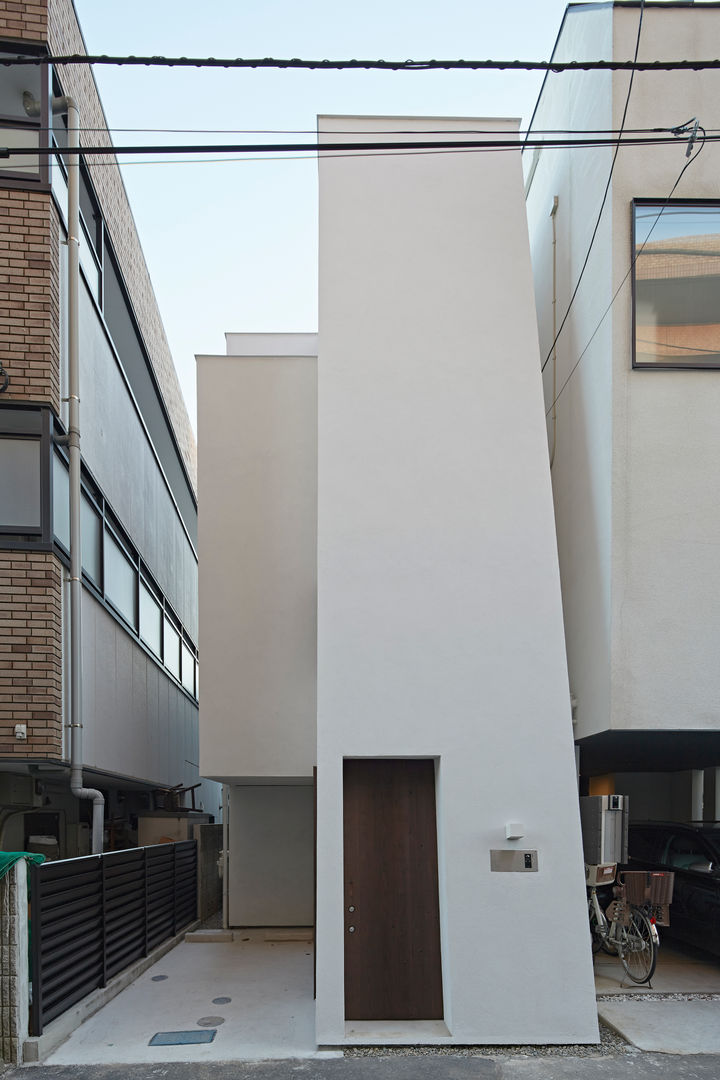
[343,758,443,1020]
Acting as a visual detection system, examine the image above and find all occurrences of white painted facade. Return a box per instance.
[197,335,317,925]
[314,114,596,1045]
[198,115,597,1045]
[525,2,720,807]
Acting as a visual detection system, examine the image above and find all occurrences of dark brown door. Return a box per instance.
[343,758,443,1020]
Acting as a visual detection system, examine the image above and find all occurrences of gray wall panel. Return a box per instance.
[73,274,198,639]
[81,595,207,790]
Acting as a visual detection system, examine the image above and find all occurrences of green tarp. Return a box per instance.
[0,852,46,880]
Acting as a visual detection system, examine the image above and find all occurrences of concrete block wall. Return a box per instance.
[193,822,222,921]
[0,861,29,1064]
[0,552,62,758]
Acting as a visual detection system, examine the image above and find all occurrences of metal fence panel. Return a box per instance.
[30,840,196,1036]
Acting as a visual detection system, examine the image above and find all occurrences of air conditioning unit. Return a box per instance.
[0,774,41,807]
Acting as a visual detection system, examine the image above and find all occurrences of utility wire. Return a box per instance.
[541,0,645,374]
[544,127,707,419]
[28,135,716,170]
[5,53,720,72]
[6,133,720,159]
[32,125,690,136]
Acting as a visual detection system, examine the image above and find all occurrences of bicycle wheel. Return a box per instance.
[620,909,657,984]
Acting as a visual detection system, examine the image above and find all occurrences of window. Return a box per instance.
[1,437,41,530]
[665,832,713,872]
[52,452,70,546]
[0,45,48,186]
[104,528,137,628]
[52,453,103,585]
[139,580,162,658]
[81,495,102,584]
[164,618,180,680]
[634,201,720,368]
[181,641,195,695]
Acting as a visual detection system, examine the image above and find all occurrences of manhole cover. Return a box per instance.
[151,975,168,982]
[197,1016,225,1027]
[212,997,231,1005]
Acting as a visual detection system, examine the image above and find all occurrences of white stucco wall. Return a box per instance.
[226,784,315,926]
[610,5,720,734]
[524,3,614,742]
[526,4,720,741]
[197,339,317,781]
[315,115,597,1045]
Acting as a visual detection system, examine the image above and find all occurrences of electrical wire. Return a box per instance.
[541,0,645,374]
[6,133,720,160]
[29,124,693,136]
[5,53,720,72]
[544,127,707,419]
[31,135,715,170]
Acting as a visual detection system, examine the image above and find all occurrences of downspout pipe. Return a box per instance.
[26,91,105,852]
[549,195,559,470]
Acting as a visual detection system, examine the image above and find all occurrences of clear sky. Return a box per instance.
[68,0,579,428]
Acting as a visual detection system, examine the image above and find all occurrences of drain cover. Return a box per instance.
[212,997,231,1005]
[197,1016,225,1026]
[149,1030,216,1046]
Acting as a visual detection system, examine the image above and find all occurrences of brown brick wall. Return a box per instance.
[0,551,63,759]
[0,0,47,40]
[0,188,60,412]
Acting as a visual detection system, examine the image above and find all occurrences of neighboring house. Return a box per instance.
[198,116,598,1046]
[0,0,221,857]
[524,1,720,821]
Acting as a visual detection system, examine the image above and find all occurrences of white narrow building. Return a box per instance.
[198,115,598,1047]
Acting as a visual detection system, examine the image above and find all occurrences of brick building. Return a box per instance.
[0,0,220,855]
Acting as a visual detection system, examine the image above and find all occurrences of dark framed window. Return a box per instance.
[0,43,49,189]
[104,525,138,629]
[139,577,163,658]
[633,200,720,368]
[0,406,52,543]
[163,616,181,681]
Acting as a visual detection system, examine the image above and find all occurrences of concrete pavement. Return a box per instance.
[21,929,720,1066]
[7,1055,720,1079]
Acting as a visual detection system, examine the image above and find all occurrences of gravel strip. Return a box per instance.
[596,992,720,1002]
[342,1021,632,1058]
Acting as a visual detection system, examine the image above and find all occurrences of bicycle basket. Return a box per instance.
[620,870,674,905]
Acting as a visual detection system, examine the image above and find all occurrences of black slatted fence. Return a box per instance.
[29,840,197,1036]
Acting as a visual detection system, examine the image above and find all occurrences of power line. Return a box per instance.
[5,53,720,72]
[541,0,646,374]
[544,128,707,419]
[5,133,720,159]
[29,125,690,136]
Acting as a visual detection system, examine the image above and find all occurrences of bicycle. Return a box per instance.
[587,865,670,985]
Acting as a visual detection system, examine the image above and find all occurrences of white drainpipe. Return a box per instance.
[25,91,105,853]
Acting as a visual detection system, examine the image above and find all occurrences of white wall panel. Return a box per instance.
[315,115,597,1046]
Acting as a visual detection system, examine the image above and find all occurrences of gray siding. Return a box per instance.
[73,274,198,639]
[81,591,214,805]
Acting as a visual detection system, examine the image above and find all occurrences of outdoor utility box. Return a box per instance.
[579,794,629,865]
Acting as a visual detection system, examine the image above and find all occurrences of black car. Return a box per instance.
[626,821,720,957]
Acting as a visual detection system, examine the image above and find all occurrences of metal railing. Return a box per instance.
[29,840,196,1035]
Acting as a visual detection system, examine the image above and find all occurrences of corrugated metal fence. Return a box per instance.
[29,840,197,1036]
